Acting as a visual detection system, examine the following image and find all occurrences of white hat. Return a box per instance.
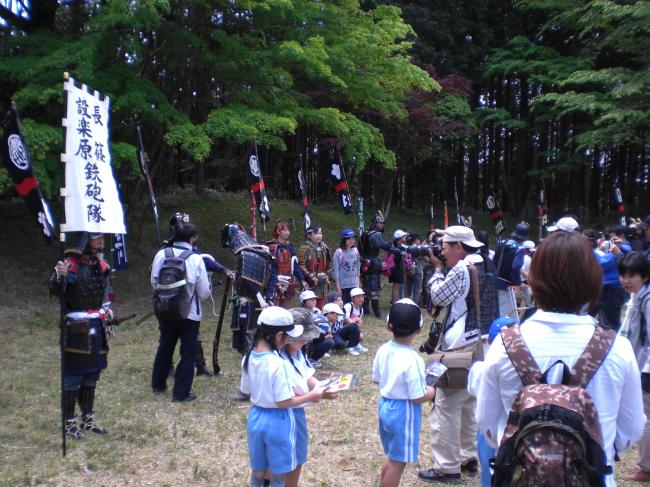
[257,306,303,338]
[547,216,580,233]
[442,226,484,248]
[522,240,536,251]
[322,303,344,315]
[393,229,407,240]
[350,287,365,298]
[299,290,318,302]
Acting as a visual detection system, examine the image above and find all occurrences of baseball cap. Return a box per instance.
[257,306,303,338]
[288,308,321,343]
[350,287,365,298]
[322,303,344,315]
[442,226,484,248]
[488,316,517,343]
[547,216,580,233]
[393,229,407,240]
[522,240,536,251]
[510,222,530,241]
[387,298,423,337]
[299,290,318,302]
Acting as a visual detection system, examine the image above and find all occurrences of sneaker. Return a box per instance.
[353,344,367,353]
[622,466,650,481]
[347,347,360,356]
[461,459,478,476]
[229,390,250,401]
[323,353,331,358]
[417,468,461,483]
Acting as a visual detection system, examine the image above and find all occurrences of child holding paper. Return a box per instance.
[372,298,435,487]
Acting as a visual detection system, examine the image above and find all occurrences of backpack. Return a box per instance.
[491,325,615,487]
[382,252,395,277]
[153,247,194,321]
[493,240,519,284]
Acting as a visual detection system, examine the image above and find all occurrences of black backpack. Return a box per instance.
[153,247,194,321]
[493,240,519,284]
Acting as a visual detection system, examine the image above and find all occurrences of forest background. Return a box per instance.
[0,0,648,226]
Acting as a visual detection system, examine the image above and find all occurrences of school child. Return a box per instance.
[241,307,324,487]
[279,308,337,487]
[308,305,335,367]
[323,302,362,356]
[467,316,517,486]
[300,289,321,322]
[343,287,368,353]
[372,298,436,487]
[332,228,361,303]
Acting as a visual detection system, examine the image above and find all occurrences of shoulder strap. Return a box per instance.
[570,326,616,389]
[501,325,543,386]
[179,249,194,261]
[468,263,481,324]
[164,247,174,259]
[639,291,650,346]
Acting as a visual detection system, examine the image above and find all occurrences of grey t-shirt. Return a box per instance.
[332,247,361,289]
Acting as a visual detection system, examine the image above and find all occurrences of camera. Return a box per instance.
[419,321,442,354]
[405,242,443,260]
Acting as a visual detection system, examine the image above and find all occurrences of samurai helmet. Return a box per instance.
[369,211,385,230]
[64,232,89,256]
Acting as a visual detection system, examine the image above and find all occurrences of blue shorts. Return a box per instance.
[293,408,308,466]
[378,397,422,463]
[248,406,300,474]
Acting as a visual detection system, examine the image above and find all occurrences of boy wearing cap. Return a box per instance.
[324,302,362,356]
[300,289,321,322]
[373,299,436,487]
[343,287,368,353]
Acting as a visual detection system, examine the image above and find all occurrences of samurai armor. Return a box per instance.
[66,259,109,311]
[235,249,270,300]
[63,317,108,374]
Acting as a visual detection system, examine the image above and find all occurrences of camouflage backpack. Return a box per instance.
[491,325,615,487]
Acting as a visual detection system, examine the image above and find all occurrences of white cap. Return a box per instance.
[442,226,484,248]
[322,303,344,315]
[522,240,536,251]
[299,290,318,302]
[547,216,580,233]
[393,229,407,240]
[257,306,303,338]
[350,287,365,298]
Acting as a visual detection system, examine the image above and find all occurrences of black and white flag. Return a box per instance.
[0,103,56,244]
[297,166,311,233]
[485,189,506,236]
[248,143,271,223]
[329,151,353,214]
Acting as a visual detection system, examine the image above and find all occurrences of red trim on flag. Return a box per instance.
[251,180,265,193]
[335,181,347,193]
[303,197,309,206]
[15,177,37,197]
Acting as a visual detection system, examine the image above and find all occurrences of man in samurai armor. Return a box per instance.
[221,222,275,400]
[162,212,233,377]
[220,222,275,355]
[266,219,309,308]
[359,212,402,318]
[297,224,332,310]
[49,232,113,439]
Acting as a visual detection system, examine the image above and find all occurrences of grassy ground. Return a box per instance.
[0,191,641,486]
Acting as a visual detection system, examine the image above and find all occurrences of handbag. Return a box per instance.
[428,262,484,390]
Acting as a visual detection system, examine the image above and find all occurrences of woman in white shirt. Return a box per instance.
[477,231,644,487]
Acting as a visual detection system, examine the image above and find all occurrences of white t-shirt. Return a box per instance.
[280,349,315,408]
[343,302,363,321]
[372,340,426,400]
[477,310,644,487]
[241,351,294,408]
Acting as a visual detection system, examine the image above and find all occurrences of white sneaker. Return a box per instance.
[323,353,331,358]
[347,347,360,356]
[354,344,367,353]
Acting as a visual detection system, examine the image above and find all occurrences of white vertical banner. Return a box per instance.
[60,77,126,234]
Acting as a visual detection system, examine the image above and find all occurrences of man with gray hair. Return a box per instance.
[419,226,498,483]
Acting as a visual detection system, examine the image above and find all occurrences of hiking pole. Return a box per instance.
[212,279,232,375]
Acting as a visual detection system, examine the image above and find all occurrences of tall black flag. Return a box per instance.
[1,103,56,244]
[297,163,311,234]
[329,150,353,214]
[485,189,506,237]
[612,179,625,226]
[248,142,270,223]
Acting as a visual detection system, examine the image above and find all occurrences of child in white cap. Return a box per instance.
[373,299,435,487]
[343,287,368,353]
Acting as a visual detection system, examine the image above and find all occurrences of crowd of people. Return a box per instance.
[49,209,650,486]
